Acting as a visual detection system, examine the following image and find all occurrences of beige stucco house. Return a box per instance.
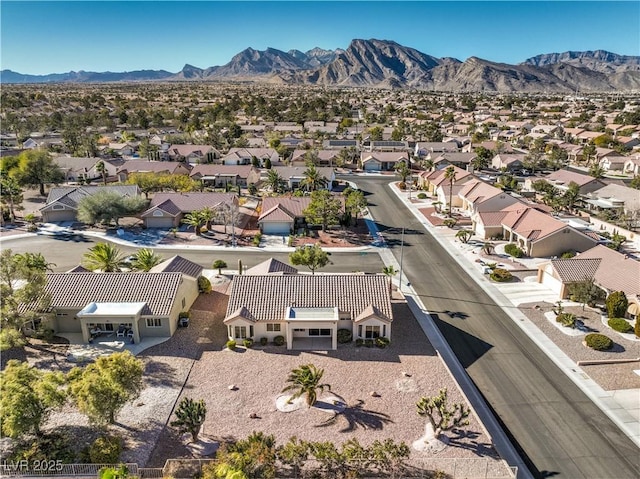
[224,272,393,350]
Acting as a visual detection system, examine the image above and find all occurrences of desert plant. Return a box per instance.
[337,329,353,344]
[226,339,237,350]
[89,434,123,464]
[282,364,331,407]
[416,388,470,440]
[608,318,633,333]
[635,317,640,338]
[375,337,390,348]
[170,397,207,442]
[606,291,628,318]
[243,338,254,348]
[213,259,227,275]
[442,218,457,228]
[504,243,524,258]
[355,338,364,347]
[260,337,268,346]
[417,192,427,199]
[584,333,613,351]
[197,275,211,293]
[490,268,512,282]
[560,250,576,259]
[253,233,262,246]
[398,181,406,190]
[364,339,374,347]
[273,335,285,346]
[556,312,577,328]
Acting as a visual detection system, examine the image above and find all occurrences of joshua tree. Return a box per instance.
[282,364,331,407]
[416,388,470,442]
[170,397,207,442]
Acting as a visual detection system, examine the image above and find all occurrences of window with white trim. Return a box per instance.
[146,318,162,328]
[266,323,281,332]
[365,325,380,339]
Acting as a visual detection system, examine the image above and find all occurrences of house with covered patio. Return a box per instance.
[223,273,392,350]
[45,256,201,344]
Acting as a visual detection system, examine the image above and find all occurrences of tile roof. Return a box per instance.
[117,160,191,174]
[167,144,214,157]
[258,204,296,223]
[225,274,392,322]
[150,255,203,278]
[149,192,236,212]
[45,272,183,316]
[261,197,312,218]
[246,258,298,275]
[546,169,599,187]
[577,245,640,297]
[550,258,602,283]
[190,165,258,178]
[458,180,503,204]
[141,199,183,217]
[273,166,335,179]
[502,207,565,241]
[46,185,140,207]
[290,150,340,163]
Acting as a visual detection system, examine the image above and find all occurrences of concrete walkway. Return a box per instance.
[386,182,640,451]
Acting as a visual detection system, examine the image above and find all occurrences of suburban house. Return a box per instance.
[417,166,472,193]
[222,148,279,166]
[270,166,335,191]
[190,165,261,188]
[141,192,237,229]
[40,185,141,223]
[525,169,606,195]
[366,140,409,152]
[45,255,201,344]
[458,179,521,217]
[623,155,640,175]
[596,148,627,171]
[166,144,219,164]
[360,151,410,171]
[583,183,640,215]
[257,197,313,235]
[414,141,459,158]
[289,149,341,167]
[323,139,359,150]
[501,207,598,257]
[116,160,192,182]
[223,273,393,350]
[52,156,120,183]
[537,245,640,316]
[246,258,298,275]
[426,152,477,170]
[103,142,136,157]
[491,153,526,172]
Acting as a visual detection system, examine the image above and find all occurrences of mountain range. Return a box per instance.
[2,39,639,92]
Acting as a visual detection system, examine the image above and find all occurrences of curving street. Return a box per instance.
[352,176,640,479]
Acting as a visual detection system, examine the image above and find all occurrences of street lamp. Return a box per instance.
[399,227,405,290]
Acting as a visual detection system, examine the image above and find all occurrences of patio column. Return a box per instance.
[286,321,293,350]
[80,321,90,343]
[331,322,337,350]
[132,315,141,344]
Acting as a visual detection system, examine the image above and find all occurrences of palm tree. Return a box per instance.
[394,162,411,183]
[182,211,205,236]
[265,169,286,193]
[444,166,457,218]
[95,160,108,185]
[421,158,435,172]
[82,242,126,272]
[455,229,473,244]
[300,164,328,192]
[282,364,331,407]
[588,164,605,179]
[129,248,163,272]
[382,265,398,294]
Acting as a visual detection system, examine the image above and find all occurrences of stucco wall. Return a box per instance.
[530,229,598,258]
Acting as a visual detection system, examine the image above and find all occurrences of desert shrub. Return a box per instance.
[355,338,364,347]
[0,328,26,351]
[584,333,613,351]
[504,243,524,258]
[178,311,191,319]
[197,275,212,293]
[398,182,406,190]
[605,291,628,318]
[273,335,285,346]
[252,233,262,246]
[32,328,55,342]
[635,318,640,338]
[560,250,576,259]
[375,337,390,348]
[8,432,75,463]
[243,338,254,348]
[364,339,374,348]
[89,435,123,464]
[556,313,577,328]
[485,262,497,270]
[490,268,513,282]
[337,329,353,344]
[417,193,427,199]
[259,337,268,346]
[226,340,236,350]
[607,318,633,333]
[443,218,457,228]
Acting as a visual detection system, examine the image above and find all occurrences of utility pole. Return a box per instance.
[399,227,405,291]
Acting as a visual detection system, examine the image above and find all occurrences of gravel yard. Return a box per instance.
[146,293,510,477]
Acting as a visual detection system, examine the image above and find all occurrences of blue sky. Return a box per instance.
[1,1,638,75]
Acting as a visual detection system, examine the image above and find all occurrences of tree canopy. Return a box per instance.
[11,150,65,196]
[303,190,342,231]
[289,245,329,275]
[77,190,148,227]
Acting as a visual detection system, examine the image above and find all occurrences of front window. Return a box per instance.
[266,323,281,332]
[234,326,247,339]
[146,318,162,328]
[365,325,380,339]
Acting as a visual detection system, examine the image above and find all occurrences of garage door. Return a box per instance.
[43,210,76,223]
[146,217,175,229]
[262,222,290,235]
[363,161,380,171]
[540,269,563,296]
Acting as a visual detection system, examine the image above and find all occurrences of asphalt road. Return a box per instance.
[351,176,640,479]
[0,235,383,274]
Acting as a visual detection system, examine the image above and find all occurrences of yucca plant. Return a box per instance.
[170,397,207,442]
